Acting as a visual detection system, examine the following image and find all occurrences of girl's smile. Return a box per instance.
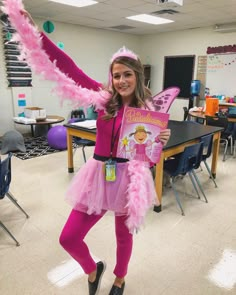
[112,63,136,104]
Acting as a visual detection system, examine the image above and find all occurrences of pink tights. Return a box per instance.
[59,209,133,278]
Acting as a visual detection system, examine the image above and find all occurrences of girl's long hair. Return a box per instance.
[103,56,152,120]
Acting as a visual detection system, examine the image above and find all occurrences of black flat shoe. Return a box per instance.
[108,282,125,295]
[88,261,106,295]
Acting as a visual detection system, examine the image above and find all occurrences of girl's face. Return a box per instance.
[134,131,147,143]
[112,63,136,105]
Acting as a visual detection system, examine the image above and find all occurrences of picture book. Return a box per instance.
[117,106,169,163]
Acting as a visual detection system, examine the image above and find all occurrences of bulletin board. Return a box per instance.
[206,53,236,97]
[11,87,33,117]
[196,55,207,103]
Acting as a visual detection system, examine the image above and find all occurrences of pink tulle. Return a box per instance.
[2,0,110,110]
[65,158,157,234]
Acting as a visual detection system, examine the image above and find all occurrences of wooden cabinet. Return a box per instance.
[143,64,151,88]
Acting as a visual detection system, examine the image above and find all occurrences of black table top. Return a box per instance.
[165,120,223,150]
[64,123,97,134]
[65,120,223,150]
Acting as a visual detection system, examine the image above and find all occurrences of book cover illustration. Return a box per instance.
[117,106,169,163]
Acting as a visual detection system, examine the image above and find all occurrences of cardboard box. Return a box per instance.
[24,107,46,120]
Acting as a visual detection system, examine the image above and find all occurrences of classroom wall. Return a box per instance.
[139,27,236,120]
[1,20,236,135]
[0,19,140,136]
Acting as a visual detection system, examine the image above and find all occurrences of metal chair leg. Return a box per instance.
[230,136,233,155]
[0,221,20,246]
[171,178,185,216]
[223,140,228,161]
[203,160,218,188]
[73,145,87,162]
[82,146,87,162]
[188,172,201,199]
[191,170,208,203]
[199,164,203,172]
[234,140,236,158]
[6,192,29,218]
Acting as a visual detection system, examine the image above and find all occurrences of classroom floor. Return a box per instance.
[0,146,235,295]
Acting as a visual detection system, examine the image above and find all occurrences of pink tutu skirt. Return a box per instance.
[65,158,158,217]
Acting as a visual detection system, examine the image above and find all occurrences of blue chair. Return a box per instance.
[74,136,95,163]
[199,134,218,188]
[0,153,29,246]
[164,142,208,215]
[69,115,95,163]
[225,110,236,158]
[205,116,233,161]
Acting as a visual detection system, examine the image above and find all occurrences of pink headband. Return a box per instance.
[110,46,138,63]
[109,46,138,85]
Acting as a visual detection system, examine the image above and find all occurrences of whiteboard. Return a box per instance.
[206,53,236,97]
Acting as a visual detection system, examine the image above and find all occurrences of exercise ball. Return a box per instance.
[47,125,67,150]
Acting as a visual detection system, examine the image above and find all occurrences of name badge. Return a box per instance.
[105,160,116,182]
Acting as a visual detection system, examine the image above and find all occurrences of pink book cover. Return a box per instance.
[117,106,169,163]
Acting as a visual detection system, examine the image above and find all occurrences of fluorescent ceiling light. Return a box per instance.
[214,22,236,33]
[127,14,174,25]
[49,0,98,8]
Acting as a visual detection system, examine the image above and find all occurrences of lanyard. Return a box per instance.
[110,116,121,158]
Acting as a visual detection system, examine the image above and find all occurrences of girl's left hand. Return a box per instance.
[158,129,171,146]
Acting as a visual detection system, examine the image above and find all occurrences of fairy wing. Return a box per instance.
[152,87,180,113]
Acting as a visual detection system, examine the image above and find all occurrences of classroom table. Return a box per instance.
[64,120,223,212]
[188,111,236,123]
[14,115,65,137]
[219,101,236,108]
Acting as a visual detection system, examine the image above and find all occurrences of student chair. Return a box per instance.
[164,142,208,216]
[0,153,29,246]
[183,107,204,123]
[73,136,95,162]
[69,109,96,162]
[205,116,233,161]
[225,111,236,158]
[199,134,218,188]
[183,107,189,121]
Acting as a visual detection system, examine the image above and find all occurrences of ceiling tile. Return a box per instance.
[7,0,235,35]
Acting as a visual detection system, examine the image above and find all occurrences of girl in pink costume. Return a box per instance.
[2,1,173,294]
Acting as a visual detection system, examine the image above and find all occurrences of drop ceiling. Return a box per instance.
[12,0,236,35]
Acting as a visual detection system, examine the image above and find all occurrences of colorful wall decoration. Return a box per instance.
[1,14,32,87]
[207,44,236,54]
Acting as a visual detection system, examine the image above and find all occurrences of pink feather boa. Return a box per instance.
[2,0,110,110]
[126,160,154,233]
[2,0,156,233]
